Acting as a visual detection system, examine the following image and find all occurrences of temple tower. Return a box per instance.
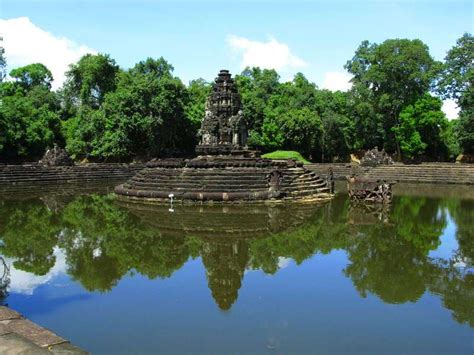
[196,70,247,155]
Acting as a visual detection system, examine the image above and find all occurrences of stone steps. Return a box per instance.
[116,158,333,202]
[0,164,144,187]
[306,163,474,185]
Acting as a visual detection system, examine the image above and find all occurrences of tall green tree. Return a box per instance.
[64,57,194,160]
[235,67,280,136]
[62,53,119,110]
[393,94,450,160]
[185,78,211,130]
[0,37,6,82]
[0,64,61,161]
[437,33,474,154]
[345,39,441,156]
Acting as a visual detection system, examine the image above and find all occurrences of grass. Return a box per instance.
[261,150,310,164]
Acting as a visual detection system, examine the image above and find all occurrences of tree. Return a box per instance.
[64,57,194,160]
[185,78,211,129]
[62,53,119,110]
[437,33,473,103]
[393,94,450,160]
[235,67,280,136]
[0,64,61,161]
[392,109,427,161]
[438,33,474,154]
[10,63,53,90]
[345,39,441,156]
[321,112,352,162]
[0,37,6,82]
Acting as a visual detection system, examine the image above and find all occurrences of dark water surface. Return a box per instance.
[0,184,472,354]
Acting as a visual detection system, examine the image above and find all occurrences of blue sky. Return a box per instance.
[0,0,473,116]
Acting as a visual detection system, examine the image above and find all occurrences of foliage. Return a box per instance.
[437,33,473,103]
[62,53,119,110]
[0,37,6,82]
[457,113,474,154]
[261,150,310,163]
[437,33,473,154]
[393,94,450,160]
[185,78,211,129]
[10,63,54,90]
[0,35,470,162]
[0,64,61,161]
[345,39,441,155]
[63,57,196,160]
[235,67,280,134]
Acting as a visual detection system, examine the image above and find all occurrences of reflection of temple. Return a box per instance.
[118,201,320,238]
[201,239,249,310]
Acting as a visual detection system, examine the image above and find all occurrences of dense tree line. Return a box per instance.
[0,34,472,163]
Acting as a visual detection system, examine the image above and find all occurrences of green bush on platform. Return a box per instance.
[261,150,310,164]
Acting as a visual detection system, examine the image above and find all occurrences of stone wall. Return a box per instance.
[0,163,144,193]
[306,163,474,185]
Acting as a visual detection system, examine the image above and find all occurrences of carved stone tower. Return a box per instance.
[196,70,247,155]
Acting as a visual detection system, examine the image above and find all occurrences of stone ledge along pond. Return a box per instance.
[0,183,472,354]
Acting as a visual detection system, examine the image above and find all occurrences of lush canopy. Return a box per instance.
[0,34,471,163]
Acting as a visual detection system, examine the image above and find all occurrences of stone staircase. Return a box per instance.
[116,161,331,202]
[0,163,144,193]
[306,163,474,185]
[280,168,330,199]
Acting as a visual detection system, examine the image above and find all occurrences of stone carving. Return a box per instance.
[360,147,394,167]
[327,167,335,193]
[347,175,394,203]
[39,144,74,166]
[196,70,247,155]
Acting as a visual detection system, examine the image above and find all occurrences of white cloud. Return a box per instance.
[442,99,460,120]
[322,71,352,92]
[0,17,96,90]
[227,34,307,73]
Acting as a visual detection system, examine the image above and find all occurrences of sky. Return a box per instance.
[0,0,473,118]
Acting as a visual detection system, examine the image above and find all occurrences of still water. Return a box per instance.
[0,184,472,354]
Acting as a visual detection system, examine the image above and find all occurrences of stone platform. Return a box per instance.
[115,156,332,203]
[0,307,87,354]
[306,162,474,185]
[0,163,144,194]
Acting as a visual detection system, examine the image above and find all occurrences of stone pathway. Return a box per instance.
[0,306,88,354]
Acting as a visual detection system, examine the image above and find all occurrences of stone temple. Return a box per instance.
[115,70,333,203]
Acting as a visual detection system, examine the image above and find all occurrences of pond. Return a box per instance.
[0,184,472,354]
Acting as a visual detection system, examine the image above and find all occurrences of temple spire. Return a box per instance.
[196,70,247,155]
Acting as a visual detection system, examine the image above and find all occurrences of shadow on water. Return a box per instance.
[0,185,472,327]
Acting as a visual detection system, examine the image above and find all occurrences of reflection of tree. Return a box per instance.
[446,199,474,261]
[249,195,349,274]
[344,225,435,303]
[0,256,10,305]
[0,200,60,275]
[59,195,130,291]
[0,191,472,323]
[344,197,446,304]
[390,197,445,253]
[428,259,473,327]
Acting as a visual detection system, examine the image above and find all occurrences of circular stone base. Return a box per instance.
[115,156,332,203]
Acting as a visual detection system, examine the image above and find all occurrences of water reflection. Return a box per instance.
[0,190,472,327]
